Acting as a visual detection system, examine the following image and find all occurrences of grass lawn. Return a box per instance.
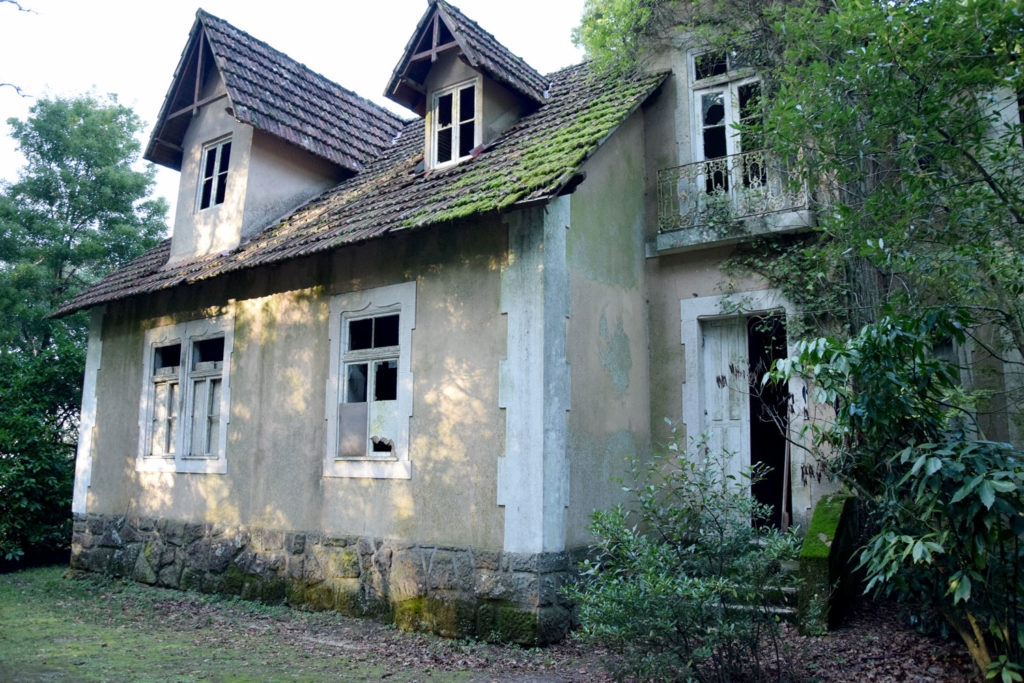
[0,566,601,682]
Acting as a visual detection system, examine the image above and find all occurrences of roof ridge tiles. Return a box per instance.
[434,0,549,99]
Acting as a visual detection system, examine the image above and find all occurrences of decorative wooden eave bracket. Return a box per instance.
[384,1,467,117]
[144,12,233,171]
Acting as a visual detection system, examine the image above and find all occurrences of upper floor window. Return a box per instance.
[197,138,231,211]
[431,80,479,168]
[137,315,233,474]
[691,50,762,193]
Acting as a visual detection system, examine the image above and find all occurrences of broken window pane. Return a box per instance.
[200,178,213,210]
[349,318,373,350]
[154,344,181,372]
[738,82,763,153]
[459,121,475,157]
[695,51,728,80]
[437,93,453,127]
[459,86,475,121]
[192,337,224,366]
[702,92,725,127]
[374,360,398,401]
[215,141,231,205]
[345,363,368,403]
[374,314,399,347]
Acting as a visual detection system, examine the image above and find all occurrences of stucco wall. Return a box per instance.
[169,71,344,264]
[422,52,527,164]
[85,217,508,550]
[564,111,652,547]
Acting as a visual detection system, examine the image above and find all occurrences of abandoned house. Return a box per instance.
[58,0,839,643]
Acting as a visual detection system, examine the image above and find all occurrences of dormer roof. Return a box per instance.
[386,0,550,116]
[55,64,666,318]
[145,9,406,173]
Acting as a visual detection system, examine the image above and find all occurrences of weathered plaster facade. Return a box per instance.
[67,2,842,643]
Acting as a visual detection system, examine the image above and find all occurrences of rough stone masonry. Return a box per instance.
[70,513,580,644]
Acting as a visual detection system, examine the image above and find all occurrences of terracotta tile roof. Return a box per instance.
[434,0,549,103]
[55,64,666,318]
[386,0,549,113]
[146,10,406,173]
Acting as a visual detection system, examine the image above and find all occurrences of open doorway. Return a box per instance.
[747,314,791,529]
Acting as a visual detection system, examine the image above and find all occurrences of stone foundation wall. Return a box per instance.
[70,513,579,644]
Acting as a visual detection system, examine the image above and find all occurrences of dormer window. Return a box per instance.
[197,137,231,211]
[431,80,479,168]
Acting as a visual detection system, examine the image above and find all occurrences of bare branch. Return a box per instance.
[0,0,34,12]
[0,83,29,97]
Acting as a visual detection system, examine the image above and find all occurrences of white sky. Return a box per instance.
[0,0,586,228]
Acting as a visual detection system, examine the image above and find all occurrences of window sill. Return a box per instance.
[324,457,411,480]
[136,455,227,474]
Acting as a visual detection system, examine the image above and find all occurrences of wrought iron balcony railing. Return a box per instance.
[657,151,808,233]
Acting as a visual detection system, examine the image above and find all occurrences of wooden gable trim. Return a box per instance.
[386,3,473,115]
[145,21,236,170]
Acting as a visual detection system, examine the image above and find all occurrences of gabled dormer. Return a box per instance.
[385,0,550,170]
[146,10,406,265]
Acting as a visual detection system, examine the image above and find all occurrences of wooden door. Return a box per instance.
[700,318,750,484]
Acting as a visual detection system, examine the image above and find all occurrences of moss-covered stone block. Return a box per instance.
[798,493,857,635]
[257,577,287,604]
[331,578,364,616]
[302,582,335,611]
[392,596,477,639]
[495,601,539,645]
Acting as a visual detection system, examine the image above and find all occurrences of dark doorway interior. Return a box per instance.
[747,314,791,529]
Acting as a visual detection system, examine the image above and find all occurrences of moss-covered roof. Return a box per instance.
[55,63,666,317]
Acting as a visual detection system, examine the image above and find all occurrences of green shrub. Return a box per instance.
[566,427,800,681]
[772,311,1024,680]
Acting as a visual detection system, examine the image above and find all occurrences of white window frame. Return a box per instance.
[137,315,233,474]
[196,136,232,212]
[428,78,481,169]
[325,282,415,479]
[689,50,761,191]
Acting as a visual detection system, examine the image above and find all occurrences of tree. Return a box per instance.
[772,313,1024,680]
[0,94,166,562]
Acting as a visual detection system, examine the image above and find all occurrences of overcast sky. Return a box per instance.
[0,0,586,227]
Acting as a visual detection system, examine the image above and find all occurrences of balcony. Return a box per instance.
[654,151,812,253]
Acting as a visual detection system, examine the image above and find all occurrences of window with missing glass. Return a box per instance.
[325,282,415,479]
[431,80,479,168]
[691,50,763,192]
[197,137,231,211]
[339,313,400,458]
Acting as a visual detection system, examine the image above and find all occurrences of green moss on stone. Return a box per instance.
[222,563,245,594]
[800,494,852,561]
[798,494,855,635]
[258,578,287,604]
[495,602,539,645]
[392,597,479,639]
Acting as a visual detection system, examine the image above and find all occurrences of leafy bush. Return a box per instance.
[566,428,800,681]
[772,311,1024,680]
